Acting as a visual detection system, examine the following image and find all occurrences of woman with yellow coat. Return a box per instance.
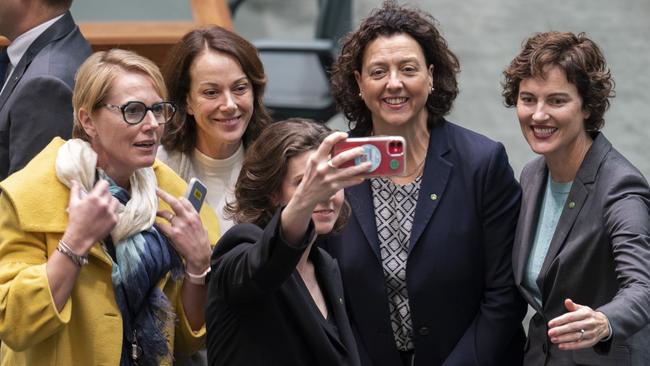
[0,49,220,365]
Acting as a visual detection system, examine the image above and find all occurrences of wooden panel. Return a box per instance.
[190,0,233,29]
[78,21,200,45]
[78,21,198,67]
[1,0,233,68]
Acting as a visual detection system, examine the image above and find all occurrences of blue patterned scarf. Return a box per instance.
[104,178,184,366]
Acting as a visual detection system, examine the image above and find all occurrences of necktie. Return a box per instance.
[0,47,9,85]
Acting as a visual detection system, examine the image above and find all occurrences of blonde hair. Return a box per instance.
[72,49,167,141]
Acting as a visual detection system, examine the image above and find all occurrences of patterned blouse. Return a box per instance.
[371,176,421,351]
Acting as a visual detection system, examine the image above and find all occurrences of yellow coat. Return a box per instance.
[0,138,220,366]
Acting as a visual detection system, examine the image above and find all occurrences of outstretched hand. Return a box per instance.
[279,131,370,245]
[547,298,611,350]
[290,131,370,208]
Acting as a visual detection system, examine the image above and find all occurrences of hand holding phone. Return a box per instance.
[185,177,207,212]
[331,136,407,177]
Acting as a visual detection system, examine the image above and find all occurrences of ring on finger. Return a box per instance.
[327,159,336,169]
[168,213,176,223]
[577,328,585,341]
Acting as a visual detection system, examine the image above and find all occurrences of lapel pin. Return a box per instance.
[568,201,576,209]
[430,193,438,201]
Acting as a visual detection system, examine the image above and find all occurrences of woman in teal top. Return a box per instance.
[524,176,572,306]
[503,31,650,365]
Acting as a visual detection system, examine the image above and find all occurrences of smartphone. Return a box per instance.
[185,177,207,212]
[331,136,407,177]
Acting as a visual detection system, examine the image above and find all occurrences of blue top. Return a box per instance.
[524,174,572,306]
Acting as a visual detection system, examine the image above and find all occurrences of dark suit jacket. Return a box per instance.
[513,133,650,365]
[0,11,91,179]
[205,210,361,366]
[324,120,527,366]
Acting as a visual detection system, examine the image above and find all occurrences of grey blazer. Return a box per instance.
[0,11,91,179]
[513,133,650,366]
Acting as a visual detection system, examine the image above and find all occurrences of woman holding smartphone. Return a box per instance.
[503,31,650,365]
[0,49,219,366]
[325,2,526,365]
[205,119,367,366]
[158,26,271,235]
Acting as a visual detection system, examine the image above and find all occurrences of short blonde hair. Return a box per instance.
[72,49,167,141]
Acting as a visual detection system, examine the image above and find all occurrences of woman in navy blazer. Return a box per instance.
[503,31,650,365]
[205,119,368,366]
[325,2,527,365]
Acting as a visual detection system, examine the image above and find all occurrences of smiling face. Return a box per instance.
[79,70,163,186]
[186,50,254,159]
[355,33,433,133]
[279,151,344,235]
[517,66,592,162]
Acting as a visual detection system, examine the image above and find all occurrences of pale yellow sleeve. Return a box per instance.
[0,193,72,351]
[165,279,206,356]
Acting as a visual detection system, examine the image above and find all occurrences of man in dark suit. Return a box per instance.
[0,0,91,179]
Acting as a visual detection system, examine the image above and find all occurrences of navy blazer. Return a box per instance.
[0,11,91,179]
[206,210,361,366]
[325,120,527,366]
[513,133,650,365]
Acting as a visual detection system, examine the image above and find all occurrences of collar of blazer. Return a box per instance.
[0,12,76,108]
[574,132,612,185]
[23,12,76,62]
[345,119,453,260]
[516,132,612,306]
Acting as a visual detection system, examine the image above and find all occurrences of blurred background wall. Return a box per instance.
[71,0,650,179]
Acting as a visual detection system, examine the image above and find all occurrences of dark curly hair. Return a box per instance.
[161,26,272,153]
[225,118,350,232]
[502,31,614,132]
[330,0,460,136]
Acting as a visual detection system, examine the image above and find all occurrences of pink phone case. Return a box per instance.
[332,136,407,177]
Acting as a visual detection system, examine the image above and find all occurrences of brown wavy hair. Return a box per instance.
[225,118,350,232]
[502,31,614,132]
[160,26,272,153]
[330,0,460,136]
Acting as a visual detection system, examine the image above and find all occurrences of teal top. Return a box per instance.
[524,174,572,307]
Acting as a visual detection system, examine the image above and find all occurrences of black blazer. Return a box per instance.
[513,133,650,365]
[205,210,361,366]
[0,11,91,179]
[325,120,527,366]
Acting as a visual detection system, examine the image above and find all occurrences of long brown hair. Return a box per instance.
[226,118,350,232]
[161,26,272,153]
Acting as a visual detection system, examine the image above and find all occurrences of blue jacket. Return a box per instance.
[325,120,526,366]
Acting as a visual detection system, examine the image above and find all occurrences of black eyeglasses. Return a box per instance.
[98,101,177,125]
